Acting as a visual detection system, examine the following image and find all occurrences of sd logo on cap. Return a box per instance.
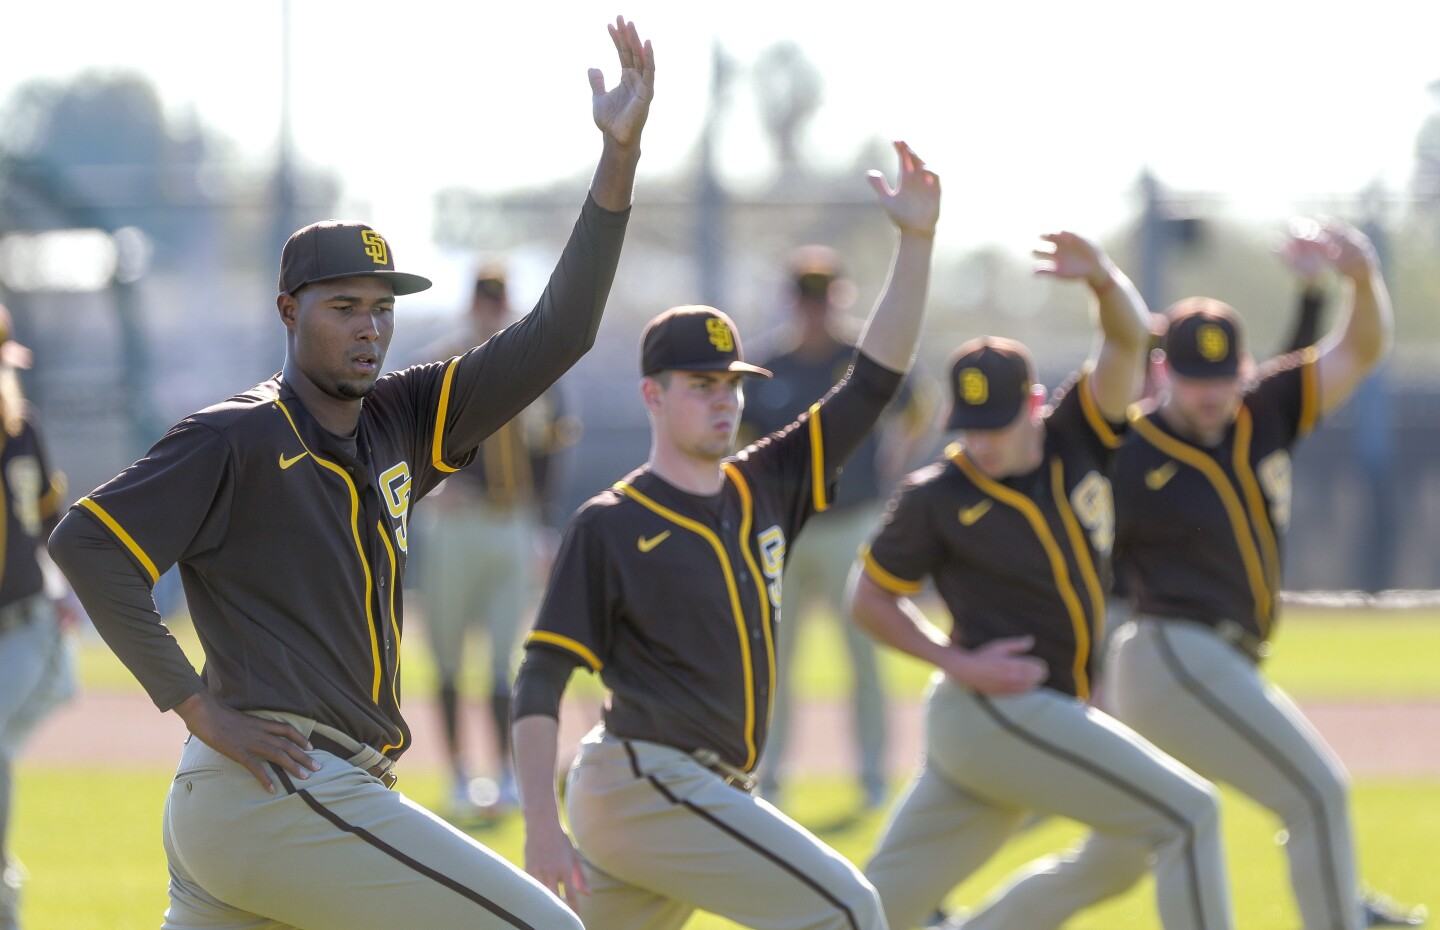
[1161,297,1244,378]
[945,336,1035,430]
[640,306,772,378]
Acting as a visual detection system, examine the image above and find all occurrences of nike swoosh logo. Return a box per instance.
[958,500,993,526]
[1146,461,1180,490]
[637,531,671,553]
[278,451,309,470]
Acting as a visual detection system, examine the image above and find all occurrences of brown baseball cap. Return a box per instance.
[278,220,432,297]
[945,336,1035,430]
[1162,297,1244,378]
[640,306,772,378]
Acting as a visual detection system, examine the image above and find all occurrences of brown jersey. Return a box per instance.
[0,413,66,607]
[56,195,629,760]
[1113,349,1320,641]
[860,372,1120,699]
[524,355,902,772]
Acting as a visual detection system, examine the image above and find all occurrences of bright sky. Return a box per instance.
[4,0,1439,261]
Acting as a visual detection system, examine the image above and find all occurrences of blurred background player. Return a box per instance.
[741,244,935,809]
[0,305,81,930]
[1106,220,1423,928]
[411,261,582,820]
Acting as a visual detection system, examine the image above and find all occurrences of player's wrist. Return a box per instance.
[1087,265,1119,297]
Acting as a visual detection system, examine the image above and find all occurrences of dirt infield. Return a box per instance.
[23,688,1440,779]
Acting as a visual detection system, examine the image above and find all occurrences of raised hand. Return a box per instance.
[1318,218,1380,282]
[591,16,655,150]
[866,141,941,238]
[1033,231,1116,289]
[1278,217,1332,281]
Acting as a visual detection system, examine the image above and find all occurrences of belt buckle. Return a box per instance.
[1216,619,1269,662]
[374,766,397,790]
[692,749,756,793]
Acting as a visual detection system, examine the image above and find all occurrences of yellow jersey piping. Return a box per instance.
[77,497,160,585]
[615,479,760,770]
[860,544,924,596]
[526,630,604,672]
[949,444,1092,699]
[723,463,776,754]
[807,402,829,513]
[430,357,462,474]
[1232,409,1281,634]
[1050,458,1105,696]
[275,400,385,702]
[1077,370,1122,449]
[1131,415,1272,624]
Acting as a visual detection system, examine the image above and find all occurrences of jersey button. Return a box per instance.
[721,521,731,531]
[739,572,749,582]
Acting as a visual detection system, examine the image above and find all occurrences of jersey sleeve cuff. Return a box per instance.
[524,630,604,672]
[860,545,924,596]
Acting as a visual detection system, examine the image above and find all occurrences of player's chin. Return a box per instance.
[335,377,379,400]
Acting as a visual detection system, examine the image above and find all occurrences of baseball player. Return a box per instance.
[511,140,940,930]
[45,18,652,930]
[410,262,582,820]
[1095,220,1422,929]
[850,233,1237,930]
[0,306,80,930]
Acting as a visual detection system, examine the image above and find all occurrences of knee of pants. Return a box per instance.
[832,874,886,930]
[1157,780,1222,846]
[1269,765,1350,825]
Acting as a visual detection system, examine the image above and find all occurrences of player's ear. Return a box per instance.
[640,376,663,411]
[277,293,300,330]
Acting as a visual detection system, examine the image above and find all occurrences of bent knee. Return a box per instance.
[1154,779,1222,845]
[1267,766,1351,824]
[833,875,886,930]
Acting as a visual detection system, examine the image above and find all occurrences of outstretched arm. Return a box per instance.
[1311,219,1393,415]
[854,141,941,373]
[1033,232,1150,422]
[588,16,655,212]
[1277,220,1330,353]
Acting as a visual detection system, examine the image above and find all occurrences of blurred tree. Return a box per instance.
[754,42,823,178]
[0,70,211,260]
[1409,77,1440,232]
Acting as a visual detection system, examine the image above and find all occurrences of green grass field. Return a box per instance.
[13,606,1440,928]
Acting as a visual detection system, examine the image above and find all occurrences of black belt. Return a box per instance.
[1213,619,1271,662]
[1144,615,1270,663]
[690,748,757,793]
[309,733,398,789]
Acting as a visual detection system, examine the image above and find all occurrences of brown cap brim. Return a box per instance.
[287,269,432,297]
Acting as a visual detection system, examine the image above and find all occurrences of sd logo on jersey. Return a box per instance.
[378,462,413,552]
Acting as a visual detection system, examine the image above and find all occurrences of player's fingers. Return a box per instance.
[865,170,892,200]
[588,68,606,96]
[258,719,313,750]
[993,634,1035,653]
[279,739,323,774]
[243,756,280,794]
